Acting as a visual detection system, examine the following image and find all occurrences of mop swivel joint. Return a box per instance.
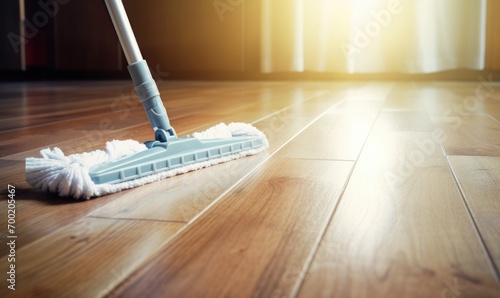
[155,127,177,143]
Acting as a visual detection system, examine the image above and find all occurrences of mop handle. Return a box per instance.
[104,0,142,64]
[104,0,177,142]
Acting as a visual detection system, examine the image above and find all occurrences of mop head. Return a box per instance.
[26,122,268,199]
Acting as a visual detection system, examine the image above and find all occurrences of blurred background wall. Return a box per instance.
[0,1,22,71]
[0,0,499,80]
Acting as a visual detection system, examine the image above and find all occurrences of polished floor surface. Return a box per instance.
[0,80,499,297]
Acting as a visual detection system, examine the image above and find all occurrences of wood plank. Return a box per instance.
[0,81,327,130]
[0,158,128,256]
[374,111,434,132]
[343,82,394,102]
[278,97,381,161]
[280,114,375,161]
[431,115,500,156]
[405,83,476,117]
[382,82,428,110]
[278,96,382,161]
[484,98,500,122]
[115,158,353,297]
[298,131,500,298]
[0,85,327,157]
[0,82,138,130]
[0,217,182,297]
[448,156,500,275]
[422,81,500,119]
[89,151,270,222]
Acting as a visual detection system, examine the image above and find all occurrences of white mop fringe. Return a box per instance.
[26,122,268,199]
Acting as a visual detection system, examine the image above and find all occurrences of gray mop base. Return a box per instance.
[90,135,266,185]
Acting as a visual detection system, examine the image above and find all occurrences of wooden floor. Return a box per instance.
[1,80,500,297]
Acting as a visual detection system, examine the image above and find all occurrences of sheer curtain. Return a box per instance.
[261,0,487,73]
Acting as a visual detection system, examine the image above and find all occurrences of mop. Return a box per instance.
[25,0,268,199]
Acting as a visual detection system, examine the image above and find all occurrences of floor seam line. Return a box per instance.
[445,155,500,286]
[289,87,390,297]
[88,215,187,224]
